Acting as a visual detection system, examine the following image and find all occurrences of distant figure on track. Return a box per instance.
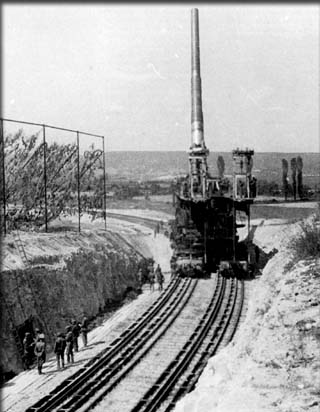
[154,222,160,238]
[80,317,89,347]
[34,337,46,374]
[155,264,164,291]
[65,326,74,364]
[71,320,81,352]
[54,332,66,370]
[149,269,155,292]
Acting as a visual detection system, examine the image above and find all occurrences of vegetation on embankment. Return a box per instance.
[174,209,320,412]
[288,206,320,261]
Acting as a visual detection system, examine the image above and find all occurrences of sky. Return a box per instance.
[2,4,319,152]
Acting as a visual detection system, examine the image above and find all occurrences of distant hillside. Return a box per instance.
[106,151,319,186]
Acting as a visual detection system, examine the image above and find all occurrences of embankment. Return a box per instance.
[1,228,144,378]
[174,218,320,412]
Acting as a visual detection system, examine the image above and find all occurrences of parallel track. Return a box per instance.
[26,211,245,412]
[157,278,244,412]
[26,278,192,412]
[130,276,238,412]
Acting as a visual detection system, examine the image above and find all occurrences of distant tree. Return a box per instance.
[291,158,297,201]
[282,159,289,201]
[297,156,303,199]
[217,156,225,179]
[3,130,103,230]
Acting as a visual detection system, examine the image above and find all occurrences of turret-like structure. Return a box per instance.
[171,9,256,278]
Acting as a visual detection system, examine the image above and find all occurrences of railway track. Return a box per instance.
[155,278,244,412]
[25,277,192,412]
[26,274,244,412]
[24,210,245,412]
[87,277,243,412]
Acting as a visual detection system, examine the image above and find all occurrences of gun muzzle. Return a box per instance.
[191,8,205,150]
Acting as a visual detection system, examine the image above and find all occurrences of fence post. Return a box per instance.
[1,119,6,235]
[77,131,81,232]
[102,136,107,231]
[43,125,48,232]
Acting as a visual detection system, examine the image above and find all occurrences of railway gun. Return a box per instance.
[170,9,257,279]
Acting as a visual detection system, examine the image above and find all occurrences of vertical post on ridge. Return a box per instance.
[43,125,48,232]
[77,131,81,232]
[1,119,6,235]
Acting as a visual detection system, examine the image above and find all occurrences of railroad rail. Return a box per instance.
[26,275,245,412]
[157,278,244,412]
[85,278,244,412]
[23,209,246,412]
[130,277,244,412]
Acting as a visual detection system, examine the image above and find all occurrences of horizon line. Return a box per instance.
[106,150,319,154]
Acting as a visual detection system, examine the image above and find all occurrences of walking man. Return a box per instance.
[54,332,66,370]
[34,337,46,374]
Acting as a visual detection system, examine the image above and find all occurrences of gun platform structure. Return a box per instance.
[170,8,257,278]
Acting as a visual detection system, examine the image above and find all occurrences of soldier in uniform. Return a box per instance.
[65,326,74,364]
[54,332,66,370]
[71,320,81,352]
[35,328,46,362]
[155,264,164,291]
[23,332,34,370]
[80,317,89,347]
[34,337,46,374]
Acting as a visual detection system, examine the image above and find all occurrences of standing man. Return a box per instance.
[80,317,89,348]
[34,337,46,374]
[65,326,74,364]
[155,264,164,291]
[71,320,81,352]
[54,332,66,370]
[23,332,34,370]
[35,328,46,362]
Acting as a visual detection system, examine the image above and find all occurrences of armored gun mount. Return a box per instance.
[171,9,257,278]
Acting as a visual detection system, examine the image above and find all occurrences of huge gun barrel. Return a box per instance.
[191,8,206,151]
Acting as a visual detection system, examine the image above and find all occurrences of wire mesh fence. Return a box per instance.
[0,118,106,234]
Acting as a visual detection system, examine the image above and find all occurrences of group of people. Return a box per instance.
[54,317,89,370]
[22,317,89,374]
[137,263,164,292]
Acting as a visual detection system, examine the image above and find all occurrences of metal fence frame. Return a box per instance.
[0,117,107,235]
